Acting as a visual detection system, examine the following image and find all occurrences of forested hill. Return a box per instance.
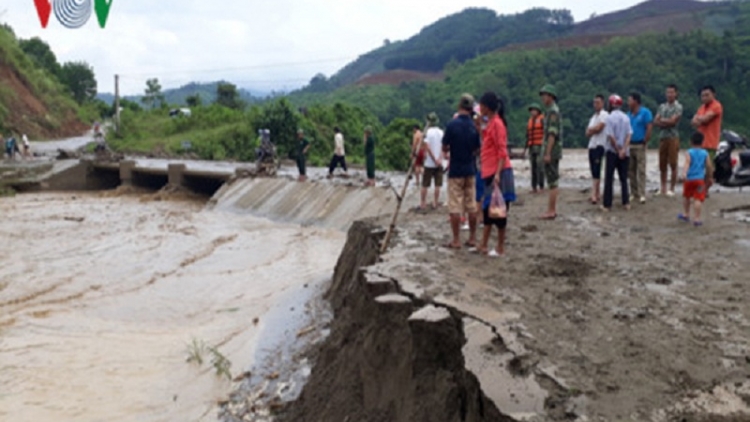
[307,7,573,91]
[302,0,739,93]
[289,0,750,149]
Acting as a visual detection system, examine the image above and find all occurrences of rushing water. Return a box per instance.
[0,193,345,422]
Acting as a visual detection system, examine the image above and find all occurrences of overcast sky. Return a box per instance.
[3,0,655,95]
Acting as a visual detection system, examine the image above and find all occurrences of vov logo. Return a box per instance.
[34,0,114,29]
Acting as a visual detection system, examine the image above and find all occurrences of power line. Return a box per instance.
[118,56,354,78]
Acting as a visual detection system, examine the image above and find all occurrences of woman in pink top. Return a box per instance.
[477,92,516,257]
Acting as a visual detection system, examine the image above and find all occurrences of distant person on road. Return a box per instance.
[627,92,653,205]
[525,103,545,194]
[678,132,713,227]
[602,94,633,212]
[477,92,515,257]
[539,84,562,220]
[586,94,609,205]
[296,129,311,182]
[420,113,445,210]
[328,127,348,177]
[5,134,17,160]
[442,94,481,250]
[412,124,425,187]
[692,85,723,161]
[655,84,683,197]
[364,126,376,186]
[22,134,30,159]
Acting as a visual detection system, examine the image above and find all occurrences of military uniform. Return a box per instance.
[543,102,563,189]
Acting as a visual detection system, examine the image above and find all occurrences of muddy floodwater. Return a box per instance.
[0,193,345,422]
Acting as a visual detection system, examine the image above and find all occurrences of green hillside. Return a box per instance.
[289,1,750,149]
[312,7,573,90]
[305,0,746,92]
[0,26,88,138]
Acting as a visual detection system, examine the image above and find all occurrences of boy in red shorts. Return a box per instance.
[679,132,714,227]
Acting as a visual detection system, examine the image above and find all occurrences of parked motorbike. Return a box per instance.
[255,129,280,176]
[714,130,750,188]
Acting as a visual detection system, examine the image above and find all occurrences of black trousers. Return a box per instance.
[603,151,630,209]
[329,155,347,174]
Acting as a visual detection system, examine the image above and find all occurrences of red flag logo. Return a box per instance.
[34,0,52,28]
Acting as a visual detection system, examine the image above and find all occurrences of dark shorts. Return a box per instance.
[422,166,444,188]
[482,177,509,229]
[589,146,605,179]
[545,160,560,188]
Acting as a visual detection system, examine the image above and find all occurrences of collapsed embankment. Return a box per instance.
[275,221,512,422]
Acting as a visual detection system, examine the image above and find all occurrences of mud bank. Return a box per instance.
[254,221,511,422]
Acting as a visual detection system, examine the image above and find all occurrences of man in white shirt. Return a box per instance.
[328,127,348,177]
[602,94,633,212]
[22,134,30,159]
[421,112,445,210]
[586,95,609,204]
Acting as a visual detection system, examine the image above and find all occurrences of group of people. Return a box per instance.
[405,82,722,258]
[571,84,721,223]
[1,132,31,160]
[410,92,523,257]
[296,126,376,186]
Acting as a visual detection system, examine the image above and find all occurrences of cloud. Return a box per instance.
[2,0,650,95]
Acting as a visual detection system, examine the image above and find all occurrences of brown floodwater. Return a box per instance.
[0,193,344,422]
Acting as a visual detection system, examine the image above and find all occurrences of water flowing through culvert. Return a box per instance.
[0,186,363,422]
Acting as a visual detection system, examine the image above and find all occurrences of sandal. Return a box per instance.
[540,213,558,221]
[693,221,703,227]
[442,242,462,250]
[677,214,690,223]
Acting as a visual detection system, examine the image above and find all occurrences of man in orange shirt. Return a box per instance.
[691,85,723,161]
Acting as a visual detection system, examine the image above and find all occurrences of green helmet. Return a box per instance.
[528,102,543,112]
[539,84,558,99]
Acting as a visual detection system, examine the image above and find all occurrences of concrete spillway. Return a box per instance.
[211,178,398,230]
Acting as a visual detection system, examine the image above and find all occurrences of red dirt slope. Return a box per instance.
[0,64,86,139]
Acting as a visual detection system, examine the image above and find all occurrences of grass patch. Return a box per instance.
[186,338,233,380]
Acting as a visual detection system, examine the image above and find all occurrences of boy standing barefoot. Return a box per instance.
[679,132,714,227]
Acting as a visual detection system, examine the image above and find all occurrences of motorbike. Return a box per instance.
[714,130,750,188]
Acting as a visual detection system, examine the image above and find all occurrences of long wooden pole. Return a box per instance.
[380,122,429,253]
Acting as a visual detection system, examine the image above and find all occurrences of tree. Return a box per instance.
[215,82,244,110]
[58,61,97,104]
[307,73,330,93]
[142,78,165,109]
[252,98,300,157]
[19,37,61,77]
[186,94,202,107]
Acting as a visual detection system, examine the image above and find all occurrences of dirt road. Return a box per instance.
[370,189,750,421]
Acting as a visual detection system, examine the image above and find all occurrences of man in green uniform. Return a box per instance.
[296,129,311,182]
[540,84,563,220]
[364,126,376,186]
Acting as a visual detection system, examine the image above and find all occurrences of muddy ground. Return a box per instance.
[366,188,750,421]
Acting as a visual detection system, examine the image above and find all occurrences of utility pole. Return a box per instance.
[114,74,120,135]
